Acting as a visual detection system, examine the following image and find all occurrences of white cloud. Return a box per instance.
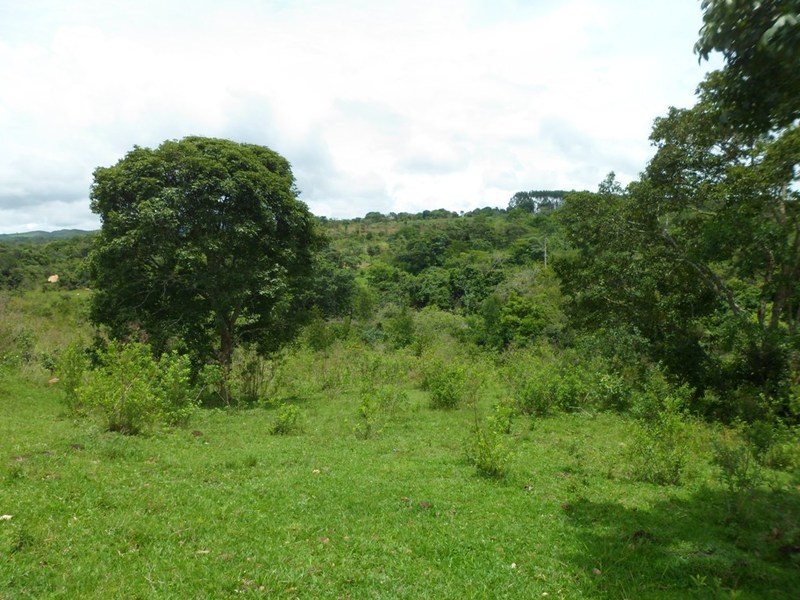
[0,0,717,233]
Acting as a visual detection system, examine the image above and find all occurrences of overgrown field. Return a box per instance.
[2,295,799,598]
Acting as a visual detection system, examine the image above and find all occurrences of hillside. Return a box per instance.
[0,196,799,598]
[0,229,95,243]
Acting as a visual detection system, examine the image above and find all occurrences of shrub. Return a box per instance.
[711,431,762,496]
[384,304,415,349]
[57,341,89,415]
[230,344,277,405]
[78,342,198,434]
[737,419,800,470]
[354,393,382,440]
[353,385,409,439]
[465,421,511,478]
[269,403,304,435]
[302,315,337,352]
[626,399,690,485]
[424,360,467,409]
[504,347,624,417]
[157,351,197,426]
[411,307,469,356]
[487,399,515,434]
[79,342,162,434]
[630,367,693,423]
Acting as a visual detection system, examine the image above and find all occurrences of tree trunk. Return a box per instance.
[218,316,236,404]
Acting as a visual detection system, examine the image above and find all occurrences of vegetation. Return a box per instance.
[88,137,321,383]
[1,4,799,597]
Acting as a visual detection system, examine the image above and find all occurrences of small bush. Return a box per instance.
[504,347,624,416]
[57,341,89,415]
[738,419,800,470]
[425,361,467,410]
[712,432,762,496]
[487,399,515,434]
[384,304,415,349]
[353,385,409,439]
[270,403,304,435]
[157,351,197,426]
[626,399,689,486]
[354,393,382,440]
[230,344,277,405]
[630,367,693,423]
[302,316,337,352]
[78,342,198,434]
[79,342,161,434]
[465,422,511,478]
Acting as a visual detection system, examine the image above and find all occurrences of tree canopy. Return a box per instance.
[88,137,320,373]
[555,1,800,420]
[696,0,800,133]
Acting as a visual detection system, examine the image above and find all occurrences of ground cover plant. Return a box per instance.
[3,330,800,598]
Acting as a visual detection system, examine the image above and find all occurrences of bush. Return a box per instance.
[302,315,337,352]
[384,304,415,349]
[424,360,467,410]
[711,431,762,496]
[79,342,162,434]
[78,342,198,434]
[487,399,515,435]
[626,398,690,485]
[465,412,512,478]
[230,344,278,405]
[269,403,304,435]
[504,347,628,417]
[57,341,89,415]
[411,307,469,356]
[630,367,693,423]
[353,385,409,440]
[157,351,196,426]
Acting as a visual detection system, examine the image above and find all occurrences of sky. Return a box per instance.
[0,0,721,234]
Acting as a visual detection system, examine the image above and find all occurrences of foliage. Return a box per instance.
[382,303,415,349]
[78,341,198,434]
[465,421,511,478]
[78,341,161,434]
[487,399,515,435]
[696,0,800,133]
[299,248,356,319]
[157,351,197,426]
[557,88,800,419]
[508,190,568,213]
[353,385,409,439]
[269,403,304,435]
[626,398,690,486]
[227,344,275,405]
[57,340,89,414]
[0,235,93,290]
[711,430,763,497]
[88,137,321,377]
[504,346,628,417]
[410,307,469,356]
[423,359,467,410]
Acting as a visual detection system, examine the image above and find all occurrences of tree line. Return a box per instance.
[6,0,798,424]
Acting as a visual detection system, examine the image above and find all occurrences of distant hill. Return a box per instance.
[0,229,96,243]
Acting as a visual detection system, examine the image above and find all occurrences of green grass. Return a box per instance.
[2,369,799,599]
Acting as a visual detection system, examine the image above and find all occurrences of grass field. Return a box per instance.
[2,361,799,599]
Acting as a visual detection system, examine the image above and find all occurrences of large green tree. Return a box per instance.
[89,137,320,375]
[560,107,800,399]
[696,0,800,133]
